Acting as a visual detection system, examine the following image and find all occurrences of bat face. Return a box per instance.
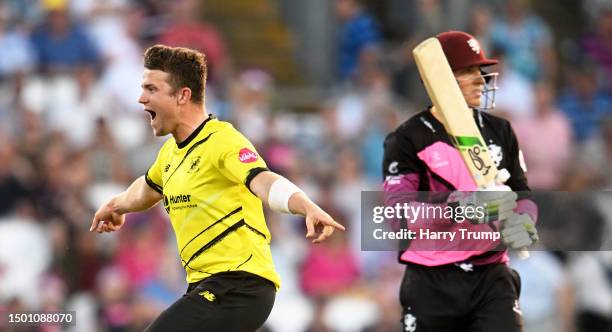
[412,38,497,188]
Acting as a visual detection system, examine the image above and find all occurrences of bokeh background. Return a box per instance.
[0,0,611,331]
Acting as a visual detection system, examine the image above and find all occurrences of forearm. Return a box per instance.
[111,176,162,214]
[249,170,344,241]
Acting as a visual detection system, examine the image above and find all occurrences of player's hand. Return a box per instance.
[501,213,538,249]
[90,200,125,233]
[304,206,345,244]
[448,188,517,224]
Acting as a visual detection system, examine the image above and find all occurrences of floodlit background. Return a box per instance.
[0,0,611,331]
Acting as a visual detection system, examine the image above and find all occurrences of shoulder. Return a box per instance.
[208,120,241,140]
[480,111,513,131]
[157,137,176,155]
[384,110,433,154]
[386,110,431,139]
[207,120,256,151]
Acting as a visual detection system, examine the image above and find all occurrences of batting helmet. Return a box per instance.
[436,31,498,71]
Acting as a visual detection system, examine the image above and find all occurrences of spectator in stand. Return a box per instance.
[488,47,536,120]
[513,82,573,190]
[510,251,575,332]
[158,0,228,85]
[229,69,273,147]
[300,230,359,299]
[0,135,30,216]
[568,252,612,332]
[558,65,612,143]
[0,2,35,135]
[96,266,133,331]
[467,4,494,56]
[0,3,35,96]
[69,0,132,62]
[568,117,612,190]
[76,0,148,114]
[335,0,381,81]
[581,7,612,91]
[30,0,100,74]
[490,0,556,83]
[114,211,168,289]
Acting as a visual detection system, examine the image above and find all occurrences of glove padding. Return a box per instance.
[500,213,539,250]
[447,185,517,224]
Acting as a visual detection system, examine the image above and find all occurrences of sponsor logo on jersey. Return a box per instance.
[168,194,191,204]
[238,148,258,163]
[384,175,404,185]
[430,151,450,169]
[163,194,193,213]
[164,164,171,172]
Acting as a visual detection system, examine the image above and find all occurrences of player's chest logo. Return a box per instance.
[403,313,417,332]
[187,156,202,173]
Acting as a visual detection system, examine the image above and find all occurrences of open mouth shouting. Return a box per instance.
[145,109,157,120]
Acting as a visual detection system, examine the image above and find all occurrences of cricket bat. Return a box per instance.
[412,37,529,259]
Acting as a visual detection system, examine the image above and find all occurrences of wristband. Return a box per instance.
[268,178,303,214]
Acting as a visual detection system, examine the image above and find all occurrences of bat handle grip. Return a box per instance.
[517,248,530,259]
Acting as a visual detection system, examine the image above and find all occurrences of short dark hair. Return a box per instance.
[143,44,207,104]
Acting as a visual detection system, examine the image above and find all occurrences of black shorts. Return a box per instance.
[144,271,276,332]
[400,263,523,332]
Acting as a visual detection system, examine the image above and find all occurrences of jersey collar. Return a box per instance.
[176,114,215,149]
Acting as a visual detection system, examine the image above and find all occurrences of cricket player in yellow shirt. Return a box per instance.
[90,45,345,332]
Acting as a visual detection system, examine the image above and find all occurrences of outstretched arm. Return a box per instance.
[249,171,345,243]
[90,176,163,233]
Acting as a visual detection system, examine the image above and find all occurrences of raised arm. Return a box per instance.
[249,171,345,243]
[90,176,163,233]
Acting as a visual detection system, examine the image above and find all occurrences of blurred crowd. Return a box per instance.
[0,0,611,331]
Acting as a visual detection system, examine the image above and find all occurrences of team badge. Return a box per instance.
[488,143,503,167]
[403,313,417,332]
[238,148,258,163]
[388,161,399,174]
[467,38,481,54]
[188,156,201,173]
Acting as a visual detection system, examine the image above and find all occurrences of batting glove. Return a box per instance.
[447,186,517,224]
[500,213,539,250]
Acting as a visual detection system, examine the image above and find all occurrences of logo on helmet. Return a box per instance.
[467,38,480,54]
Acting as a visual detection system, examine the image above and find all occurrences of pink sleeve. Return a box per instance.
[516,198,538,222]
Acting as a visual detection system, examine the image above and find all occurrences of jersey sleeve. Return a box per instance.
[504,122,530,193]
[145,145,165,194]
[213,129,268,188]
[504,122,538,221]
[382,130,423,193]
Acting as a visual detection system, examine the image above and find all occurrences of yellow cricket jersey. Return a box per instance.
[145,115,280,289]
